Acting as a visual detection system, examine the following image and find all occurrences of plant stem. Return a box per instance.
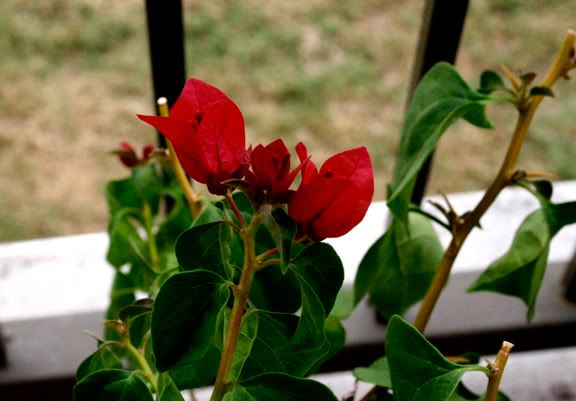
[485,341,514,401]
[125,341,158,392]
[412,30,575,333]
[157,97,202,218]
[225,191,247,227]
[210,206,268,401]
[142,203,161,272]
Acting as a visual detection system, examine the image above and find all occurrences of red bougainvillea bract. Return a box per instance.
[289,146,373,241]
[137,78,247,195]
[138,77,373,238]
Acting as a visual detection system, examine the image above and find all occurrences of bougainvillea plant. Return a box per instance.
[74,30,576,401]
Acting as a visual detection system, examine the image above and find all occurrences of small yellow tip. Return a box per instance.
[502,341,514,351]
[157,97,168,107]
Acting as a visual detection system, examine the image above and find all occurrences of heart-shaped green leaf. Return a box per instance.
[74,369,153,401]
[223,372,339,401]
[106,178,142,215]
[176,222,243,280]
[479,70,506,94]
[131,164,163,216]
[386,316,487,401]
[76,346,123,382]
[155,185,193,254]
[468,201,576,320]
[105,272,136,341]
[355,213,443,319]
[106,208,148,270]
[151,270,229,376]
[249,265,302,313]
[118,298,154,348]
[448,383,511,401]
[157,373,186,401]
[353,356,392,388]
[388,62,492,222]
[231,243,344,380]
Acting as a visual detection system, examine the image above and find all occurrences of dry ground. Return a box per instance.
[0,0,575,241]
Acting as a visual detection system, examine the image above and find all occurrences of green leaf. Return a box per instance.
[292,243,344,317]
[479,70,505,94]
[330,286,354,320]
[533,180,553,200]
[280,243,345,376]
[230,310,260,380]
[387,62,492,222]
[106,165,163,217]
[106,178,141,215]
[151,270,229,373]
[233,311,299,381]
[118,299,153,348]
[105,272,135,341]
[155,186,193,254]
[74,369,153,401]
[192,199,224,226]
[118,298,153,323]
[353,356,392,388]
[355,213,443,319]
[176,222,243,280]
[223,373,339,401]
[386,316,486,401]
[106,208,148,270]
[131,164,163,215]
[448,383,511,401]
[234,243,345,380]
[76,346,122,382]
[157,373,185,401]
[313,315,346,372]
[529,86,555,97]
[167,345,221,389]
[468,201,576,320]
[249,265,302,313]
[218,191,254,226]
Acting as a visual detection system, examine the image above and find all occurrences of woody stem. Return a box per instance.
[209,206,267,401]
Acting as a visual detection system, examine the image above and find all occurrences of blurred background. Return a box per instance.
[1,0,575,242]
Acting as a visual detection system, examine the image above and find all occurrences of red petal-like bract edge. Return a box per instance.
[137,114,211,183]
[137,78,246,191]
[290,146,373,240]
[295,142,318,186]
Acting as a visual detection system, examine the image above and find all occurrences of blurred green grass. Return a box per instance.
[0,0,574,241]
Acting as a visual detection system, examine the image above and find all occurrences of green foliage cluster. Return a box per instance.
[75,57,576,401]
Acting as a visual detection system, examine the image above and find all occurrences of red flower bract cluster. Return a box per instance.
[138,78,247,195]
[244,139,307,205]
[138,77,374,239]
[289,146,373,241]
[115,142,155,168]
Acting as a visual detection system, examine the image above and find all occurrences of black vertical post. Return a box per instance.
[404,0,470,205]
[0,326,7,368]
[563,252,576,305]
[144,0,187,147]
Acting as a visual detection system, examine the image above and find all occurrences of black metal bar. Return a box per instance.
[563,251,576,305]
[404,0,470,205]
[144,0,187,147]
[0,326,7,369]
